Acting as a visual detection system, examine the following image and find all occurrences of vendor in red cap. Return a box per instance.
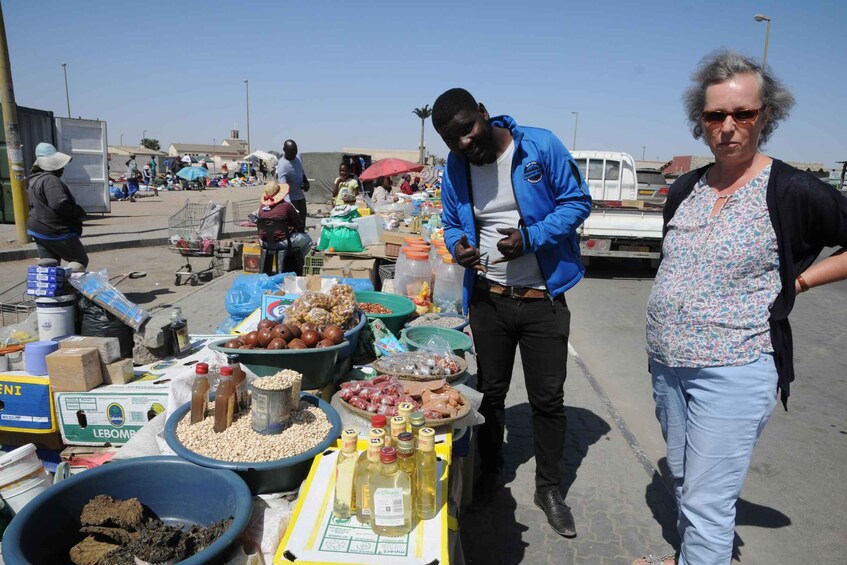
[26,142,88,269]
[257,180,312,273]
[400,173,414,195]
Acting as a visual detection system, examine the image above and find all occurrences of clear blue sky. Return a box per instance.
[4,0,845,167]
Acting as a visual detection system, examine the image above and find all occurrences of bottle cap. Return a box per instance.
[369,437,384,449]
[380,446,398,464]
[341,428,358,452]
[226,353,241,363]
[195,362,209,375]
[371,414,387,428]
[220,366,234,376]
[410,411,425,425]
[369,428,386,439]
[397,432,415,453]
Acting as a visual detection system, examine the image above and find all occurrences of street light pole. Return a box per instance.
[212,138,216,175]
[142,130,147,145]
[120,133,124,146]
[642,146,646,160]
[754,13,772,68]
[61,62,70,118]
[571,111,579,150]
[244,80,250,155]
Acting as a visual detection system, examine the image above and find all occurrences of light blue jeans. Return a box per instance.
[650,354,778,565]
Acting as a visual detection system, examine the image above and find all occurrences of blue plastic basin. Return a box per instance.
[1,456,252,565]
[165,393,342,494]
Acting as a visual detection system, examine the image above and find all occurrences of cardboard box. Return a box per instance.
[321,256,376,286]
[58,335,122,364]
[261,294,298,321]
[101,358,136,385]
[46,347,103,392]
[0,371,57,433]
[54,384,169,446]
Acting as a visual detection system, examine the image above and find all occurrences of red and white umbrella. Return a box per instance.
[358,158,424,182]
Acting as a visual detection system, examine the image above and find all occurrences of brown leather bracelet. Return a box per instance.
[796,274,810,293]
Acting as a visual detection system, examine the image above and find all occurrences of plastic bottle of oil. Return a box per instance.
[409,411,426,446]
[190,363,210,424]
[213,367,236,433]
[396,431,416,494]
[390,416,407,446]
[415,427,438,520]
[333,429,359,519]
[354,433,385,524]
[369,446,412,536]
[398,402,415,430]
[371,414,389,447]
[227,353,248,414]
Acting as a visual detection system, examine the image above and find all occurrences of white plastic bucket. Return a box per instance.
[0,444,51,515]
[352,215,383,247]
[35,294,76,341]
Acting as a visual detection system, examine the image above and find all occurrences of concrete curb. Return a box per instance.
[0,228,258,262]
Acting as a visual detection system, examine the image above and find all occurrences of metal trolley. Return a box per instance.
[168,200,228,286]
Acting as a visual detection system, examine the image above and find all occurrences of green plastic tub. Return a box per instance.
[208,339,346,389]
[355,291,416,335]
[400,326,473,356]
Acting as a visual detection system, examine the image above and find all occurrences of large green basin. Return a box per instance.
[354,291,416,335]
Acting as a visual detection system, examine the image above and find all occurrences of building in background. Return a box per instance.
[663,155,827,178]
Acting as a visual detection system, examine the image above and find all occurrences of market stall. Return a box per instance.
[0,261,477,564]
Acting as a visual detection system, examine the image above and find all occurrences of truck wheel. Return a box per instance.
[650,258,661,269]
[581,256,591,267]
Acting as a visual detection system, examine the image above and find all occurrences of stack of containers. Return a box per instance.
[26,266,76,342]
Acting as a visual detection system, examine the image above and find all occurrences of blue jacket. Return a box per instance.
[441,115,592,311]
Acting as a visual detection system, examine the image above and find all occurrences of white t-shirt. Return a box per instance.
[470,141,545,288]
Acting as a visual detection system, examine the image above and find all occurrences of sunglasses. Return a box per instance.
[701,107,764,126]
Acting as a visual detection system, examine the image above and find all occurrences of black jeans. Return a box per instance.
[291,198,308,233]
[469,287,571,491]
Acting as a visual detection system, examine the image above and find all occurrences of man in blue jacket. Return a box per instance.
[433,88,591,537]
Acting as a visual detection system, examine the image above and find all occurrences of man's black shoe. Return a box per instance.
[469,470,504,511]
[534,490,577,537]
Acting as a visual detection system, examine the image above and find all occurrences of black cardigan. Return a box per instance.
[663,159,847,408]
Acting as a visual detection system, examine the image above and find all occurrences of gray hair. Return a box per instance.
[683,49,795,146]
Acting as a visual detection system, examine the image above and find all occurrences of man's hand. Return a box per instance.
[491,227,523,264]
[455,234,486,273]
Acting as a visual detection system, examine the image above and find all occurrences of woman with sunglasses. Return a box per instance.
[637,50,847,565]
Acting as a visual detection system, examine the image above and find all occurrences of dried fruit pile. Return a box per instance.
[359,302,393,314]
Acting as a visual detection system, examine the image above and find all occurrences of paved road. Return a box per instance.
[566,257,847,564]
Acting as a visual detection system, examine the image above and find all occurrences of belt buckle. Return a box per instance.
[505,285,516,298]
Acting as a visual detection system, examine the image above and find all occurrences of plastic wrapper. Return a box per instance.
[305,307,331,327]
[374,351,461,377]
[282,284,359,330]
[69,270,150,331]
[224,273,286,319]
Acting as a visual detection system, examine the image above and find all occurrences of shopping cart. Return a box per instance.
[168,200,228,286]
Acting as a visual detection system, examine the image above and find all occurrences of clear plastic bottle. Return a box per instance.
[371,414,390,447]
[213,367,236,433]
[416,428,438,520]
[333,429,359,519]
[397,402,415,430]
[354,432,385,524]
[227,353,249,414]
[434,255,464,314]
[396,431,416,493]
[390,416,407,447]
[369,446,412,536]
[190,362,210,424]
[409,411,426,446]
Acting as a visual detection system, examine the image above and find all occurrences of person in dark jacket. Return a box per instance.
[25,142,89,268]
[257,181,312,273]
[636,50,847,565]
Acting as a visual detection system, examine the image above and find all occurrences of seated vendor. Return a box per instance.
[371,175,399,208]
[258,181,312,272]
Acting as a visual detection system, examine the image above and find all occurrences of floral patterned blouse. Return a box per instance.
[646,164,780,367]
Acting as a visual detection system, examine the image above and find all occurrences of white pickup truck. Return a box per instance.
[571,151,664,265]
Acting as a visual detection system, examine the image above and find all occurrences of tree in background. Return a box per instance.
[412,105,432,165]
[140,138,161,151]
